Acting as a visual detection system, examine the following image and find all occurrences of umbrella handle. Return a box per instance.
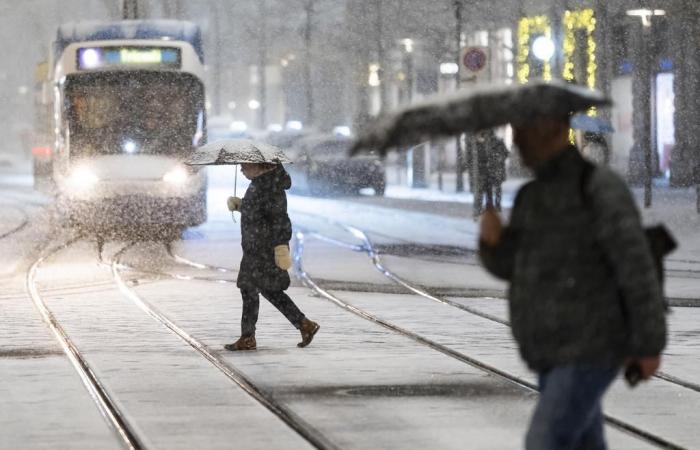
[231,165,239,224]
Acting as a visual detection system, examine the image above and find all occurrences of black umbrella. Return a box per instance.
[350,80,612,156]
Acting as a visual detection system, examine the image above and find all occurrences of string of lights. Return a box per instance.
[517,15,552,83]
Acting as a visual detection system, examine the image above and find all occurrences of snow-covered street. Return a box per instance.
[4,2,700,448]
[1,164,699,449]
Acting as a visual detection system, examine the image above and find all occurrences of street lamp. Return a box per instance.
[399,38,425,187]
[626,7,665,208]
[626,9,666,27]
[532,35,555,62]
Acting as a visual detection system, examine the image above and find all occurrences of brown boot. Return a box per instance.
[224,335,257,351]
[297,319,319,348]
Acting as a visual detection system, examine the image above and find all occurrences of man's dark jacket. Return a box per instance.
[480,147,666,371]
[237,166,292,292]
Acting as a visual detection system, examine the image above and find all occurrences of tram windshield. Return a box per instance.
[64,71,204,158]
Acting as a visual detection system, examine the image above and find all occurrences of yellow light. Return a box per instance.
[120,49,162,64]
[563,9,597,91]
[517,15,552,84]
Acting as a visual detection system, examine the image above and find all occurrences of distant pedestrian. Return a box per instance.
[479,115,666,450]
[474,130,509,214]
[485,131,509,211]
[474,131,490,215]
[225,163,319,351]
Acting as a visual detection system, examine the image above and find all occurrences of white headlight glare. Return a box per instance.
[163,166,188,185]
[123,140,137,153]
[68,166,99,187]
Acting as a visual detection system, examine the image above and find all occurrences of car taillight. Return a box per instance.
[32,147,52,157]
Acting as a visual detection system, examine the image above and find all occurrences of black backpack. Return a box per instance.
[579,160,677,297]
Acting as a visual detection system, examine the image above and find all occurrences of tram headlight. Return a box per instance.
[68,166,99,188]
[122,140,138,154]
[163,166,188,185]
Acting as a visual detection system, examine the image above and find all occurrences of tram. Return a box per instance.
[35,20,208,229]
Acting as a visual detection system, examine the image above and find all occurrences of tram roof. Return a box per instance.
[55,20,203,63]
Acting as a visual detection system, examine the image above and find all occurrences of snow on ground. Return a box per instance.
[293,233,700,449]
[166,220,657,449]
[25,240,315,450]
[0,163,698,449]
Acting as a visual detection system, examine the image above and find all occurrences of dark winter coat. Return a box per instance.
[486,136,509,184]
[480,146,666,371]
[237,166,293,292]
[476,134,509,187]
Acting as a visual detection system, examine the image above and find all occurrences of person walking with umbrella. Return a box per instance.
[351,81,668,450]
[479,114,666,449]
[187,140,320,351]
[225,162,320,351]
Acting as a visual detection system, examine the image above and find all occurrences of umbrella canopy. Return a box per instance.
[351,80,612,156]
[571,114,615,133]
[186,139,292,165]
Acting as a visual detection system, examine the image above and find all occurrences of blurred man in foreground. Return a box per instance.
[479,115,666,450]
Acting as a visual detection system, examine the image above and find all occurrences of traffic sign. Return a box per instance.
[460,46,490,83]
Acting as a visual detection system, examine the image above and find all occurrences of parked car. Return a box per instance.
[286,135,385,196]
[264,129,311,150]
[207,116,251,141]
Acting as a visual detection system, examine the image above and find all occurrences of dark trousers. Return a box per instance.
[480,182,502,212]
[526,364,619,450]
[240,288,305,337]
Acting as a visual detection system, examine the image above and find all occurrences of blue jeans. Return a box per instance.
[526,364,619,450]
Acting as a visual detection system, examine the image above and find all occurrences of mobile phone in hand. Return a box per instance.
[625,363,642,387]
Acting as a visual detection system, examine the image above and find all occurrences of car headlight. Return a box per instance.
[163,166,189,185]
[68,166,99,188]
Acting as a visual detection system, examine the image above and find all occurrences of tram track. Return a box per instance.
[154,230,684,449]
[0,202,30,240]
[26,238,144,450]
[289,229,685,449]
[99,208,700,449]
[157,214,700,398]
[111,243,338,450]
[27,237,335,450]
[301,218,700,394]
[291,209,700,288]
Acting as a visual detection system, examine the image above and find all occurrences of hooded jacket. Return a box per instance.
[237,165,293,292]
[480,146,666,370]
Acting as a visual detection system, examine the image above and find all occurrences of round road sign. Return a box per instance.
[462,47,487,73]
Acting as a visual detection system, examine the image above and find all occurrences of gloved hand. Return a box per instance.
[274,245,292,270]
[227,196,242,212]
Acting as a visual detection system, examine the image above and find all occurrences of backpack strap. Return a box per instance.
[579,159,674,310]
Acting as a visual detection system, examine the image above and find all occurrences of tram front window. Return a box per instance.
[65,72,204,158]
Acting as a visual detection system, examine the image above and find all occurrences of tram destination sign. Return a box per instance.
[77,46,181,70]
